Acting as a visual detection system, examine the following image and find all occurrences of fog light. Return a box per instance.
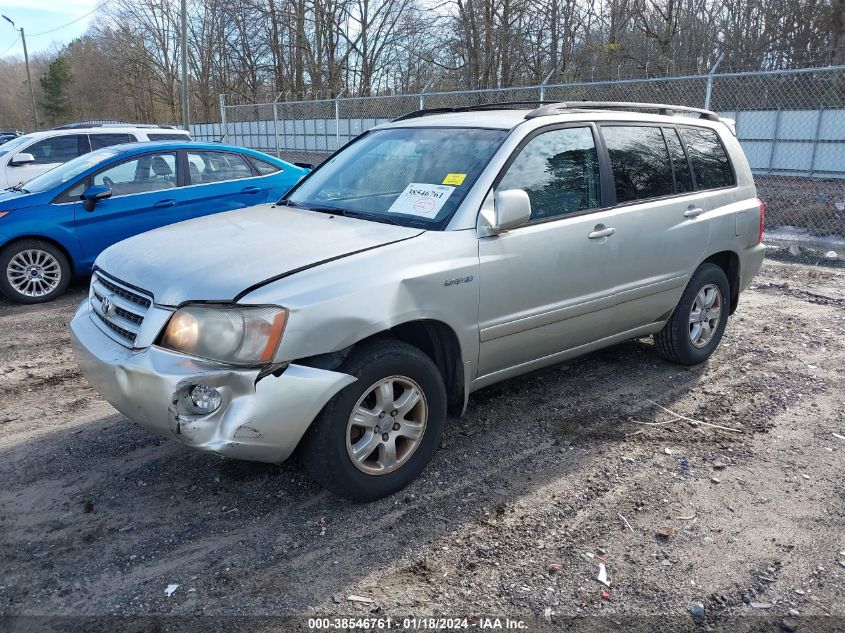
[189,384,222,414]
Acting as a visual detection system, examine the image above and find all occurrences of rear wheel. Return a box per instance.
[0,239,71,304]
[654,263,730,365]
[301,339,447,502]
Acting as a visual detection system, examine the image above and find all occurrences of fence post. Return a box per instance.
[335,91,343,150]
[539,68,556,102]
[703,53,724,110]
[767,109,782,176]
[272,100,281,158]
[280,101,288,155]
[219,93,227,143]
[808,107,824,177]
[419,78,435,110]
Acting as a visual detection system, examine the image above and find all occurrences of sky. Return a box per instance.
[0,0,100,58]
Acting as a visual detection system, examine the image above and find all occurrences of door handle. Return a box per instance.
[241,186,261,194]
[154,199,177,208]
[684,206,705,218]
[588,225,616,239]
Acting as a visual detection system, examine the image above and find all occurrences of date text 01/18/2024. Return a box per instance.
[307,617,528,629]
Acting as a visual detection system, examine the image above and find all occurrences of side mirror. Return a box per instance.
[82,185,112,212]
[490,189,532,233]
[10,153,35,167]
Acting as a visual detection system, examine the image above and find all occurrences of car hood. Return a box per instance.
[95,204,424,306]
[0,189,51,209]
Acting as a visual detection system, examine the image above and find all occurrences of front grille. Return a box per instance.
[89,270,153,347]
[96,275,151,309]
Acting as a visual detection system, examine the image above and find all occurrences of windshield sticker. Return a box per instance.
[442,173,467,186]
[387,183,455,218]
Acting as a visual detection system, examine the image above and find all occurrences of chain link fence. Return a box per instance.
[191,66,845,246]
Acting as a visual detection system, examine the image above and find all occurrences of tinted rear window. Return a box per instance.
[602,126,674,203]
[90,133,135,150]
[678,127,735,190]
[250,156,281,175]
[146,133,191,141]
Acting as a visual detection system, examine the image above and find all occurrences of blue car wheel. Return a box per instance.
[0,239,71,304]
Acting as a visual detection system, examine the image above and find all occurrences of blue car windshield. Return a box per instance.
[285,127,507,228]
[23,148,121,194]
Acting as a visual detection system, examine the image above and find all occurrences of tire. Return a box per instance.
[301,338,447,502]
[654,263,730,365]
[0,239,71,304]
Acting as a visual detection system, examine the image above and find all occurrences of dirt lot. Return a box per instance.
[1,258,843,630]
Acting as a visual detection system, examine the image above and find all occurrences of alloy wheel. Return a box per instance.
[689,282,722,348]
[6,249,62,298]
[345,375,428,475]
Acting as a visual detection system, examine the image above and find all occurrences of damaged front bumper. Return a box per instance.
[69,300,356,463]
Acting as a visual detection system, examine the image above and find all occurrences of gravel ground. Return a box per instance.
[0,258,843,631]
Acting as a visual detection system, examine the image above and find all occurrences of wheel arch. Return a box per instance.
[701,250,740,314]
[389,320,465,414]
[296,318,466,415]
[1,234,79,274]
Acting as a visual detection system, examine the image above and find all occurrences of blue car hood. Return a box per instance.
[0,189,54,210]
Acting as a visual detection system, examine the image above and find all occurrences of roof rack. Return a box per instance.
[51,120,179,130]
[524,101,720,121]
[391,101,559,123]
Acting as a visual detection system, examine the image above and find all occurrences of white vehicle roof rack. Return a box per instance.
[524,101,720,122]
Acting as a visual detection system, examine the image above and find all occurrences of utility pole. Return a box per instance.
[180,0,190,131]
[2,15,38,130]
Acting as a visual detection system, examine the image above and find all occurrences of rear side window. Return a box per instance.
[249,156,282,175]
[90,133,134,150]
[146,133,191,141]
[678,127,735,190]
[498,127,601,220]
[187,150,254,184]
[25,135,83,165]
[602,126,674,203]
[663,128,693,193]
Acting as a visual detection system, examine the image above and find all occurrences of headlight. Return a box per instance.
[160,304,288,365]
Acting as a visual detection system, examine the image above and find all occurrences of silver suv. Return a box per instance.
[70,102,766,501]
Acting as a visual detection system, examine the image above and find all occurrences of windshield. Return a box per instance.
[286,127,508,228]
[22,148,121,194]
[0,135,29,157]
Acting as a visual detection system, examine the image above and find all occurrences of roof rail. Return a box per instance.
[50,120,179,130]
[392,101,559,123]
[524,101,720,121]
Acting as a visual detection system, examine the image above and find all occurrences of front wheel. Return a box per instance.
[654,263,730,365]
[0,239,71,304]
[301,339,447,502]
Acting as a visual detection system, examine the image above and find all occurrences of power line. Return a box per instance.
[0,34,20,57]
[28,1,112,38]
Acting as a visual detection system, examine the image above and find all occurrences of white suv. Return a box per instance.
[0,124,191,190]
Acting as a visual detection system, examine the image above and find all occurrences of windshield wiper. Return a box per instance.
[281,200,401,226]
[337,209,401,226]
[5,185,28,193]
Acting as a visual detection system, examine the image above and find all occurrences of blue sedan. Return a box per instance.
[0,142,308,303]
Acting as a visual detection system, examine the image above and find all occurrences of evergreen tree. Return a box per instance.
[40,56,74,125]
